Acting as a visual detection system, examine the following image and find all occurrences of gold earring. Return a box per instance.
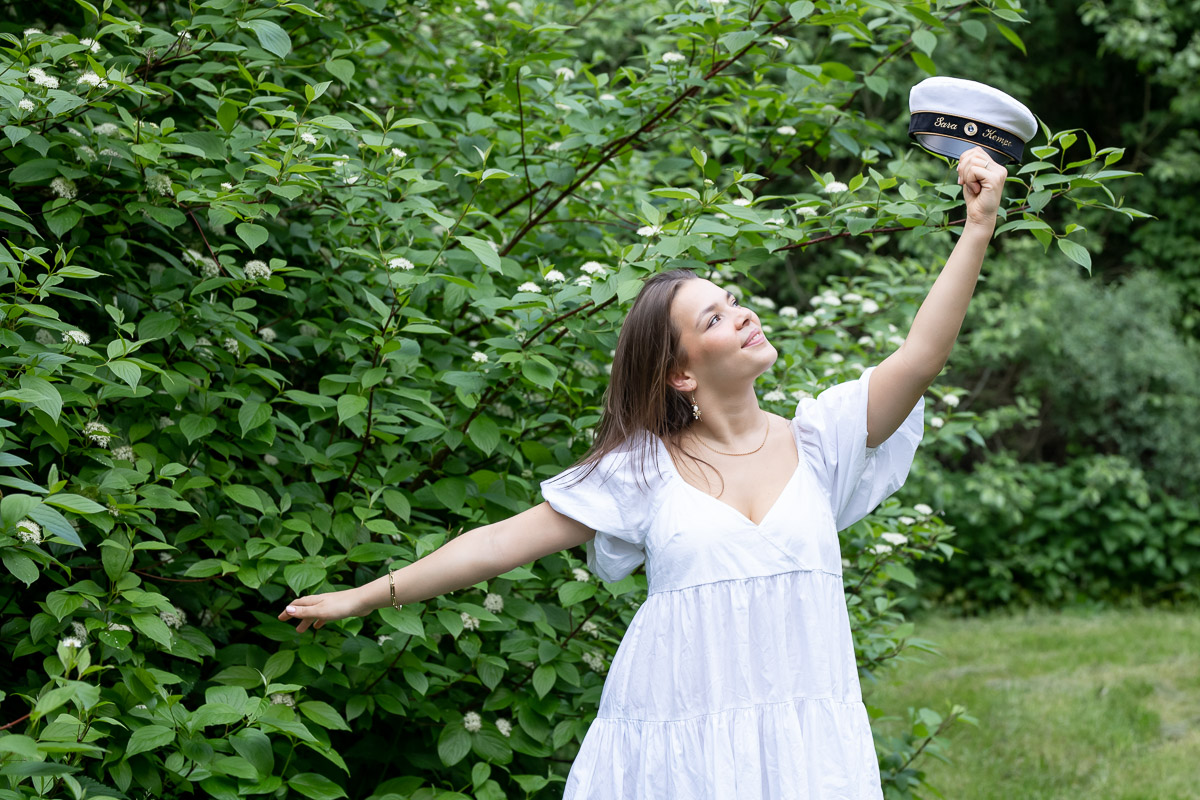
[691,392,701,421]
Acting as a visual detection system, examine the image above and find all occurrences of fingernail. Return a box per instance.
[286,606,297,613]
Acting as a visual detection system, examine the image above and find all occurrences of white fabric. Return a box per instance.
[540,366,925,799]
[908,76,1036,160]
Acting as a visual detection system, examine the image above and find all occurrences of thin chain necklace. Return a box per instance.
[693,413,771,457]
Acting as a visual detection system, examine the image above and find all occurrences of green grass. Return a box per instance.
[866,607,1200,800]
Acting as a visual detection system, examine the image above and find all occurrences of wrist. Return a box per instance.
[962,216,996,238]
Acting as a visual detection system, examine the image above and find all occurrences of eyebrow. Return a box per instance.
[696,291,736,329]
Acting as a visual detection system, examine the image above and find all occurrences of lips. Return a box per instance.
[742,329,765,348]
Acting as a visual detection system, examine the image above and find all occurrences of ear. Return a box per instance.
[666,368,696,394]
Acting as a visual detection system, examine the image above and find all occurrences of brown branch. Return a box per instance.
[0,712,31,731]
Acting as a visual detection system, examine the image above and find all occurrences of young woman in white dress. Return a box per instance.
[278,147,1007,798]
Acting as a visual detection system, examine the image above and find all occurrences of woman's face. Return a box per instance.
[668,278,777,394]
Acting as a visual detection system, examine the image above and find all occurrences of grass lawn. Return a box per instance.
[865,607,1200,800]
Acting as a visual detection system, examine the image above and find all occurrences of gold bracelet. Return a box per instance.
[388,567,403,612]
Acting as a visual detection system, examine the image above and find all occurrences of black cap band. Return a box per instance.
[908,112,1025,163]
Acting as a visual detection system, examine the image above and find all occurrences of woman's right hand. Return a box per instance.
[278,587,369,633]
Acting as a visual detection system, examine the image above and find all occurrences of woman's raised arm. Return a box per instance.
[278,502,596,633]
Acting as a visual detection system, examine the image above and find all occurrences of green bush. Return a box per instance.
[0,0,1138,797]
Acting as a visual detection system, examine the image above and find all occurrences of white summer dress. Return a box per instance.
[539,366,925,800]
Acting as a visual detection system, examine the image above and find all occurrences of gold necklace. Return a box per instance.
[693,413,771,457]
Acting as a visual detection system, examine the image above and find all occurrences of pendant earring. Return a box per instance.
[691,392,701,421]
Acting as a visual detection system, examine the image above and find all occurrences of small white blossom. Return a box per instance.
[881,532,908,546]
[24,28,43,36]
[99,148,123,159]
[792,389,813,401]
[460,611,480,631]
[861,299,879,314]
[60,636,85,649]
[801,314,818,327]
[555,67,575,80]
[76,71,106,88]
[661,52,686,64]
[18,98,35,112]
[300,323,319,338]
[572,568,590,582]
[269,693,295,707]
[62,329,90,345]
[94,122,119,136]
[930,416,945,429]
[763,389,787,402]
[636,225,663,237]
[829,353,844,363]
[842,292,863,303]
[732,197,751,206]
[390,147,406,158]
[581,620,600,637]
[219,182,234,192]
[870,543,893,555]
[35,328,56,345]
[377,634,392,645]
[821,293,842,307]
[259,327,276,343]
[599,93,616,101]
[16,519,42,545]
[769,35,789,49]
[107,622,132,632]
[484,593,504,613]
[463,711,482,732]
[517,281,541,293]
[110,444,135,461]
[581,651,606,672]
[580,261,607,276]
[750,295,776,310]
[223,337,239,354]
[300,131,317,145]
[779,306,798,318]
[245,260,271,280]
[898,516,915,525]
[943,394,960,408]
[764,217,786,227]
[888,334,906,347]
[263,453,279,466]
[83,422,113,445]
[545,269,566,283]
[148,174,172,196]
[914,503,934,516]
[796,206,819,217]
[824,181,849,194]
[157,415,174,429]
[547,141,563,151]
[857,335,874,347]
[346,175,359,184]
[496,717,512,736]
[471,351,488,364]
[200,259,221,278]
[158,551,174,563]
[28,67,60,89]
[178,30,192,40]
[50,177,77,200]
[159,607,186,629]
[575,276,592,287]
[79,37,101,53]
[707,0,730,6]
[776,125,796,135]
[387,257,415,271]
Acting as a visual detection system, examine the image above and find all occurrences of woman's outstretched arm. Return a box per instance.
[278,502,596,633]
[866,146,1010,447]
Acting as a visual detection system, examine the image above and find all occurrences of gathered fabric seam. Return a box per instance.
[648,566,843,595]
[596,694,865,725]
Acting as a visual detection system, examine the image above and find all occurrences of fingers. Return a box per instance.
[279,596,324,633]
[956,147,1002,197]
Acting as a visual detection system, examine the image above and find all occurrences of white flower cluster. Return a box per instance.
[16,519,42,545]
[881,532,908,546]
[245,260,271,280]
[943,394,960,408]
[580,261,607,276]
[898,516,915,525]
[824,181,849,194]
[94,122,119,136]
[79,37,101,53]
[460,611,480,631]
[391,147,406,158]
[50,177,77,200]
[223,337,238,354]
[263,453,279,466]
[107,504,120,517]
[148,174,172,196]
[870,543,893,555]
[107,621,132,632]
[62,329,90,345]
[28,67,60,89]
[769,35,788,49]
[160,607,186,629]
[796,206,819,218]
[83,421,113,445]
[544,269,565,283]
[496,717,512,737]
[463,711,482,732]
[914,503,934,516]
[259,327,276,343]
[471,351,488,364]
[581,620,601,638]
[60,635,85,649]
[556,67,575,80]
[269,693,295,707]
[18,98,35,113]
[387,257,415,271]
[572,567,590,582]
[300,323,320,338]
[777,125,796,136]
[300,131,318,145]
[581,651,606,672]
[636,225,662,237]
[732,197,751,207]
[183,248,219,277]
[763,389,787,402]
[24,28,43,36]
[750,295,776,310]
[930,417,945,429]
[76,70,108,88]
[484,593,504,614]
[517,281,541,293]
[779,306,798,318]
[110,444,135,461]
[661,52,686,64]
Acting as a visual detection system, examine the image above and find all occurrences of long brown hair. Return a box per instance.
[567,268,714,488]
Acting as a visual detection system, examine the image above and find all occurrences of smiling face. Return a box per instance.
[667,278,778,394]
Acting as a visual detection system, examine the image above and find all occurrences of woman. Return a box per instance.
[279,147,1007,798]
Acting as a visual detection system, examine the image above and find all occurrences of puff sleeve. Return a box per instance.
[540,446,657,582]
[794,365,925,531]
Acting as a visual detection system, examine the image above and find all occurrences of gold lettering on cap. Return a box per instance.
[933,116,958,131]
[982,128,1013,147]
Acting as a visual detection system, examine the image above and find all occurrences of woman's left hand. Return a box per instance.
[956,146,1008,227]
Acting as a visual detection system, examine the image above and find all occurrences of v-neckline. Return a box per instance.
[654,417,804,528]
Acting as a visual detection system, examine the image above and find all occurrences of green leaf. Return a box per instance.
[284,562,326,594]
[911,29,937,56]
[236,222,269,252]
[994,22,1026,55]
[46,206,81,238]
[457,236,501,272]
[883,562,918,589]
[3,551,38,586]
[532,664,556,698]
[10,158,60,183]
[246,19,291,58]
[43,493,104,514]
[16,375,62,423]
[109,359,142,391]
[1056,238,1092,272]
[325,59,355,83]
[239,401,272,435]
[217,101,238,133]
[138,311,179,340]
[126,724,176,756]
[437,723,471,767]
[432,477,467,511]
[558,581,596,606]
[336,394,367,425]
[180,414,218,443]
[788,0,814,19]
[223,484,265,512]
[131,613,174,647]
[299,701,350,731]
[290,773,347,800]
[521,357,557,390]
[467,416,500,456]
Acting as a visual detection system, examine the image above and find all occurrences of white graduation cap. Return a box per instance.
[908,76,1037,164]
